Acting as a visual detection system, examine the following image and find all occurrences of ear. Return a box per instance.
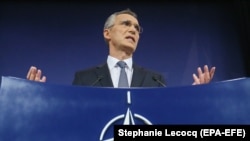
[103,29,111,40]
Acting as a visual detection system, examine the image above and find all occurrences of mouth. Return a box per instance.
[125,36,135,43]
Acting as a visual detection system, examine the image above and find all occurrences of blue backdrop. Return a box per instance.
[0,1,248,86]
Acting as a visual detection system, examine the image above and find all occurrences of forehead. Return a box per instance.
[115,14,139,24]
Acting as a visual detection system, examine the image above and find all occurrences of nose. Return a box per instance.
[128,26,137,34]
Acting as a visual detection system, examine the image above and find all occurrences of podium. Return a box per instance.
[0,76,250,140]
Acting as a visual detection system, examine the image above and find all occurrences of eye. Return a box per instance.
[120,20,143,33]
[121,20,132,26]
[134,25,140,32]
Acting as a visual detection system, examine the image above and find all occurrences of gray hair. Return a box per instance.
[103,8,138,30]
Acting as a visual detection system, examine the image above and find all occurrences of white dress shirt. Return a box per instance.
[107,55,133,88]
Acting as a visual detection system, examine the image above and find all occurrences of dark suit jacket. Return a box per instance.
[72,63,166,87]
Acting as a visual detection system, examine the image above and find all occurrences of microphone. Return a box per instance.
[152,76,166,87]
[91,75,104,86]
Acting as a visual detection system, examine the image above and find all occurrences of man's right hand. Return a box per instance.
[26,66,46,82]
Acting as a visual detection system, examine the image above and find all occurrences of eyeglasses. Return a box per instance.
[110,20,143,34]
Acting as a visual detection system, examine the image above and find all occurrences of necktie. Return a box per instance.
[117,61,129,87]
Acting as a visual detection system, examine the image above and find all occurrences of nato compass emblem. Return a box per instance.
[99,91,152,141]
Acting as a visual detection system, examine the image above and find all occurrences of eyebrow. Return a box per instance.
[120,20,139,25]
[120,20,140,28]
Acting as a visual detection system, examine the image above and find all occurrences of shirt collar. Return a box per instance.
[107,55,133,70]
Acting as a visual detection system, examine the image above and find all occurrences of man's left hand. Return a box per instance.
[192,65,216,85]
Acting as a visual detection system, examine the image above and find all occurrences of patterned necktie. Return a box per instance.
[117,61,129,87]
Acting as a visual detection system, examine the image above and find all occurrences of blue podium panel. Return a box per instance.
[0,76,250,141]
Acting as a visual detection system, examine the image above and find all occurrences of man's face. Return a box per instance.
[104,14,141,54]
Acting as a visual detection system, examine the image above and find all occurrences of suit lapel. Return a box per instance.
[131,64,146,87]
[95,63,113,87]
[94,63,147,87]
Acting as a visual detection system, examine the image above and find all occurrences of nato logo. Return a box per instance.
[99,91,152,141]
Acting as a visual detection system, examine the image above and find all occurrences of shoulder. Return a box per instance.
[133,63,163,77]
[72,63,108,86]
[132,63,166,87]
[74,63,107,75]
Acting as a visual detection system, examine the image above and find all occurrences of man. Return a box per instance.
[26,9,216,87]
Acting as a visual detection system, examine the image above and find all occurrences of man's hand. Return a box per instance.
[26,66,46,82]
[192,65,215,85]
